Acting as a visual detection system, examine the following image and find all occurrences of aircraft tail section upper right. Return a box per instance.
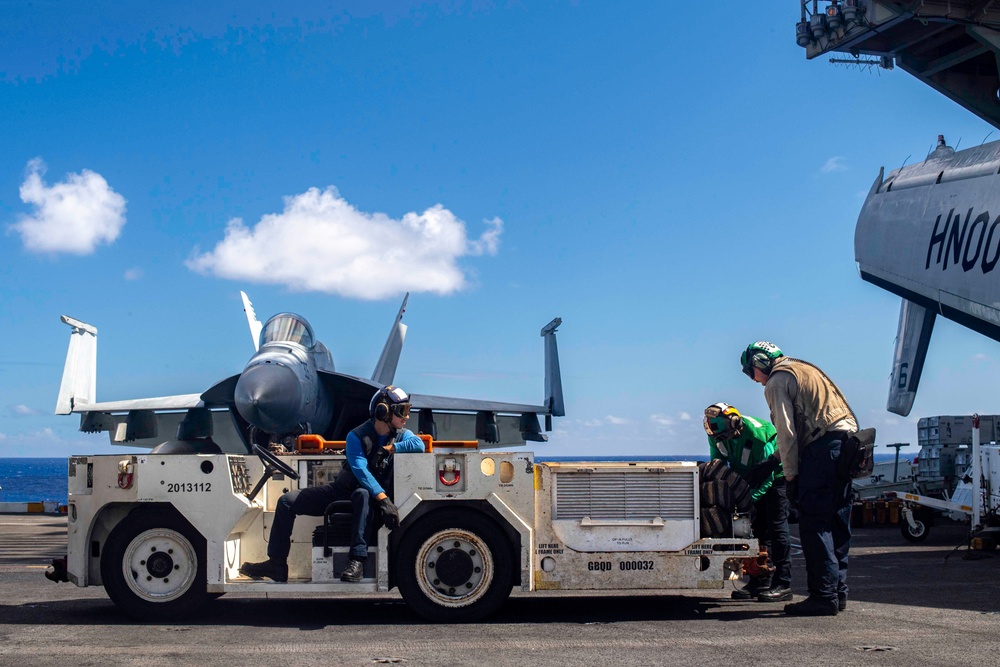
[56,315,97,415]
[887,299,936,417]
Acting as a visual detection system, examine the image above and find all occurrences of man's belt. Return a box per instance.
[804,429,853,449]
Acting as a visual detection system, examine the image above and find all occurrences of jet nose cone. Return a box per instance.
[234,363,303,433]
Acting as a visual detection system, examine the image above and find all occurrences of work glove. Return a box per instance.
[746,453,781,489]
[379,497,400,530]
[785,476,799,510]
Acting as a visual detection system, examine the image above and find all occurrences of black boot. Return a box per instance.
[340,558,365,582]
[731,577,770,600]
[784,596,838,616]
[757,586,793,602]
[239,559,288,582]
[838,593,848,611]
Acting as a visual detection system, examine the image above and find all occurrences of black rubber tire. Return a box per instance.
[729,475,753,513]
[100,509,210,621]
[900,515,930,542]
[396,509,514,622]
[699,459,729,482]
[701,479,732,509]
[699,460,753,514]
[700,507,732,537]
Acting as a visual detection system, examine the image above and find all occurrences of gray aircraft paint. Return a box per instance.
[856,138,1000,415]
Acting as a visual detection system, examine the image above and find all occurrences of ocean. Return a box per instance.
[0,458,69,504]
[0,452,912,505]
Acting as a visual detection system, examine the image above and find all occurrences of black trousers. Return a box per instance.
[751,476,792,589]
[267,484,376,561]
[795,433,852,604]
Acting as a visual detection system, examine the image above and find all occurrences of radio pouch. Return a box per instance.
[837,427,876,480]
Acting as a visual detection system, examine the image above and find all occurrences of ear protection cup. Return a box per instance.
[370,384,410,423]
[742,341,783,377]
[751,352,770,373]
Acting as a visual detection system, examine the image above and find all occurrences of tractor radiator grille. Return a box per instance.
[553,471,695,520]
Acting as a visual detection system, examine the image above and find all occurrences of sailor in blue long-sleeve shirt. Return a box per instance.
[240,385,425,584]
[344,405,424,500]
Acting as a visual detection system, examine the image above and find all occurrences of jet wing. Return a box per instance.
[408,393,548,415]
[68,395,245,453]
[70,394,207,413]
[70,371,241,413]
[855,143,1000,342]
[408,393,553,445]
[855,139,1000,413]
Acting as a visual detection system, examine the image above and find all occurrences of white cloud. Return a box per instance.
[0,432,6,440]
[580,416,629,428]
[11,158,126,254]
[820,156,848,174]
[186,187,503,300]
[10,404,41,417]
[123,267,143,280]
[650,412,698,430]
[650,414,674,427]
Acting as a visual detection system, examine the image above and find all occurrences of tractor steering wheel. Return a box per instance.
[252,443,299,480]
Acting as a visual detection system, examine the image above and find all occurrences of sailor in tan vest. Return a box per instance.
[741,341,857,616]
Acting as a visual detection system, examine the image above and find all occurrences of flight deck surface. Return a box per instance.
[2,514,998,666]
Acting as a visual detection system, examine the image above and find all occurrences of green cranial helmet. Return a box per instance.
[741,341,783,379]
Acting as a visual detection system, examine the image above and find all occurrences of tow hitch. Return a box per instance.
[45,556,68,583]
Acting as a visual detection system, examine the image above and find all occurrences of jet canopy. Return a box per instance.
[261,313,315,348]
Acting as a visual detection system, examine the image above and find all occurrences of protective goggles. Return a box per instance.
[702,414,729,436]
[388,402,411,419]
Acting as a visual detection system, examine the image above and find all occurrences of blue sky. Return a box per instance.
[2,2,999,459]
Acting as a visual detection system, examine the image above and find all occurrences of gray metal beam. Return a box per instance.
[918,42,989,76]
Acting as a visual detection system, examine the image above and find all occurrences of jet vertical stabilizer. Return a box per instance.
[542,318,565,417]
[56,316,97,415]
[887,299,936,417]
[371,293,409,387]
[241,291,264,352]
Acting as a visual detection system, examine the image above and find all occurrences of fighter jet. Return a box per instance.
[55,294,564,453]
[854,136,1000,416]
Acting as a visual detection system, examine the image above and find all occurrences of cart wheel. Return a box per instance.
[101,509,209,620]
[396,509,514,622]
[900,514,930,542]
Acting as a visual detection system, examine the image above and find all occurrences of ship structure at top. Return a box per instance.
[797,1,1000,128]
